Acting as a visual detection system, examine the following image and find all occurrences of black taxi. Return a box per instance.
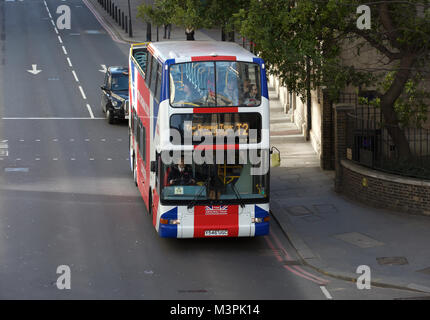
[100,66,129,124]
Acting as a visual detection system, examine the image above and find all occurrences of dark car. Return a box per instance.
[100,66,129,124]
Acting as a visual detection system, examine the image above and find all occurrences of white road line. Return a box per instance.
[320,286,333,300]
[86,104,95,119]
[72,70,79,82]
[2,117,104,120]
[62,46,68,55]
[67,57,72,67]
[54,27,59,34]
[51,19,55,27]
[79,86,87,100]
[58,35,63,44]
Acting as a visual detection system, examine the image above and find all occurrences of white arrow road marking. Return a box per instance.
[99,64,107,73]
[27,64,42,75]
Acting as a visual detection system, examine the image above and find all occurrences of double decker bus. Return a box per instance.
[128,41,271,238]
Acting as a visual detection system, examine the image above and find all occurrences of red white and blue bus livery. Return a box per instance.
[129,41,271,238]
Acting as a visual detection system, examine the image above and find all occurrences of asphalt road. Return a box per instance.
[0,0,426,301]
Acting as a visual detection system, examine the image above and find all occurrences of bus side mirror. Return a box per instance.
[150,160,158,173]
[270,146,281,167]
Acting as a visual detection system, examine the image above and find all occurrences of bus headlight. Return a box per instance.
[160,219,181,225]
[252,217,270,223]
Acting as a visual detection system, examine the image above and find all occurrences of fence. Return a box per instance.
[345,103,430,180]
[97,0,132,37]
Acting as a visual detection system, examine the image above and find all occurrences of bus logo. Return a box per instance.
[205,206,228,215]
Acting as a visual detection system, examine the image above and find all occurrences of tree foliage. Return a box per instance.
[235,0,430,157]
[138,0,430,157]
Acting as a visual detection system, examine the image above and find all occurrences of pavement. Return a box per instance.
[86,0,430,296]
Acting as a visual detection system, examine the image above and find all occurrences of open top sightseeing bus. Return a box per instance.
[129,41,271,238]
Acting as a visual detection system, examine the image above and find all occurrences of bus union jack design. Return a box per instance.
[129,41,271,238]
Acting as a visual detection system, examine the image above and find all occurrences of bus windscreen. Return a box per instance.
[169,61,261,107]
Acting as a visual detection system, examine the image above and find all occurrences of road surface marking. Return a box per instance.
[27,64,42,75]
[79,86,87,100]
[320,286,333,300]
[86,104,95,119]
[58,35,63,44]
[54,27,59,34]
[72,70,79,82]
[99,64,107,73]
[2,117,104,120]
[62,46,68,55]
[5,168,29,172]
[67,57,72,67]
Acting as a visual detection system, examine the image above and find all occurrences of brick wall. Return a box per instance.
[340,160,430,216]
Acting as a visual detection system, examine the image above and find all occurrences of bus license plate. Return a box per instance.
[205,230,228,237]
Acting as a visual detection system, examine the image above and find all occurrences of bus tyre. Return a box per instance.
[133,156,138,187]
[148,191,153,216]
[106,109,115,124]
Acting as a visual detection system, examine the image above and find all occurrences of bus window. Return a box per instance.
[169,61,261,108]
[155,63,162,102]
[150,58,159,94]
[145,55,153,87]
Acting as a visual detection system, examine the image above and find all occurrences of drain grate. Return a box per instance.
[416,267,430,275]
[286,206,312,216]
[334,232,384,248]
[377,257,409,266]
[284,260,302,266]
[313,204,338,214]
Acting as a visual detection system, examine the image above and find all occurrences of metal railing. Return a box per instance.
[345,104,430,180]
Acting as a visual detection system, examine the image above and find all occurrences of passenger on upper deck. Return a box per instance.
[243,84,260,106]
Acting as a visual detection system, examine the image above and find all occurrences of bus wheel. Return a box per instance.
[106,109,115,124]
[133,156,138,186]
[148,191,153,216]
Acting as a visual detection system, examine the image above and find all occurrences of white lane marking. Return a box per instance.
[70,33,81,36]
[53,158,58,161]
[54,27,59,34]
[107,158,112,161]
[5,168,29,172]
[50,19,55,27]
[320,286,333,300]
[86,104,95,119]
[72,70,79,82]
[58,35,63,44]
[35,139,41,142]
[2,117,104,120]
[89,158,94,161]
[71,158,76,161]
[62,46,68,55]
[53,139,58,141]
[79,86,87,100]
[35,158,41,161]
[67,57,72,67]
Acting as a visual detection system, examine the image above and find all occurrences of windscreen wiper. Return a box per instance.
[187,178,210,210]
[231,183,245,208]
